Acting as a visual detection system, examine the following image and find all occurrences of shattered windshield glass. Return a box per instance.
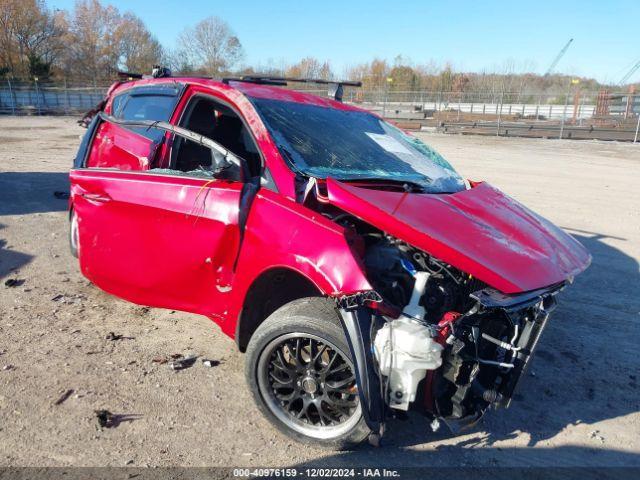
[249,97,465,193]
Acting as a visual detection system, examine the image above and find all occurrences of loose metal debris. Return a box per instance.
[105,332,133,341]
[95,409,114,428]
[152,354,220,369]
[51,293,86,304]
[4,278,24,288]
[202,359,222,368]
[152,353,183,365]
[53,389,74,406]
[94,410,141,429]
[169,355,197,371]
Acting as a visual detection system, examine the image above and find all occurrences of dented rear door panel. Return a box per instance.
[85,121,157,171]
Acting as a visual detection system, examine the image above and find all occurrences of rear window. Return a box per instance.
[118,95,177,122]
[111,86,181,141]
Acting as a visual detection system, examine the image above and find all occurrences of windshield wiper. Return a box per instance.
[340,177,429,193]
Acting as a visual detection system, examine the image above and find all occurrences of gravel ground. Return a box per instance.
[0,116,638,468]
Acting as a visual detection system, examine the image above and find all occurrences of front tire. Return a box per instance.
[245,297,370,450]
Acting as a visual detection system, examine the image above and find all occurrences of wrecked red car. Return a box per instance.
[70,72,591,449]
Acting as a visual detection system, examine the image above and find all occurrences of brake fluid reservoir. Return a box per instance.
[374,316,443,411]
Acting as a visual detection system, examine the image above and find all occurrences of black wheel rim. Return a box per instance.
[258,333,361,439]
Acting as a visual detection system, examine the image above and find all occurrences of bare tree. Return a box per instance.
[285,57,332,79]
[57,0,163,80]
[0,0,66,78]
[345,58,389,89]
[389,57,421,91]
[0,0,21,74]
[249,57,288,77]
[177,16,243,75]
[117,13,163,73]
[163,48,200,76]
[62,0,122,79]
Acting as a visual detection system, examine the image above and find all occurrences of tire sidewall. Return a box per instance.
[244,299,370,449]
[69,209,79,258]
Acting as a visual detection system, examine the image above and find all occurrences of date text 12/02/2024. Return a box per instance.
[232,468,400,477]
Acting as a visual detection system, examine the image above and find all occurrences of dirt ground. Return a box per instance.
[0,116,639,468]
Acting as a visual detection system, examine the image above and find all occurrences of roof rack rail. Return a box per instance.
[222,75,362,87]
[222,75,362,102]
[117,65,172,81]
[117,71,144,80]
[114,70,362,102]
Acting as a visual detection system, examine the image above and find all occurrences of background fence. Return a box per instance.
[2,79,640,142]
[0,79,107,115]
[361,89,640,142]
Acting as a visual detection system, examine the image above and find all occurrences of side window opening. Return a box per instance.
[169,96,261,178]
[88,87,258,183]
[111,93,127,117]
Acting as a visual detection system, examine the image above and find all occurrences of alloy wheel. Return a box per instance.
[257,333,361,439]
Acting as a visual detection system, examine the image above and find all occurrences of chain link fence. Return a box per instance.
[2,79,639,142]
[0,79,108,115]
[342,88,640,142]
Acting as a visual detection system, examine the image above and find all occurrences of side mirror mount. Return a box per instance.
[211,149,243,182]
[328,83,344,102]
[211,149,230,170]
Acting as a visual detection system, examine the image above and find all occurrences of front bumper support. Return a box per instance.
[336,306,385,435]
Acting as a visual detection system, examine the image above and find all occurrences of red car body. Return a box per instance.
[70,75,590,445]
[72,79,375,336]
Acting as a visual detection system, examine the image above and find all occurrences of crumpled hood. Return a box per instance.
[325,178,591,294]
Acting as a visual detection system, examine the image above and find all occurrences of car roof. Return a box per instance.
[113,76,367,113]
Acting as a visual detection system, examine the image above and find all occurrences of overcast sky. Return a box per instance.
[49,0,640,83]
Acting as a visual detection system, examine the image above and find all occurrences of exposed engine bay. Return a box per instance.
[331,210,561,432]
